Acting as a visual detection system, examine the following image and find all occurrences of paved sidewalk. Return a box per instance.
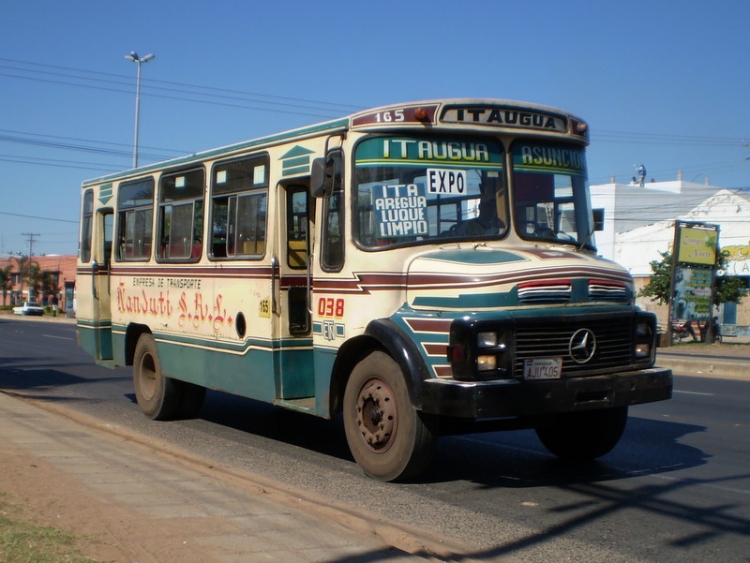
[655,338,750,379]
[0,391,457,563]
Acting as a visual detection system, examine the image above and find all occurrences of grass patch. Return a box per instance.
[0,495,97,563]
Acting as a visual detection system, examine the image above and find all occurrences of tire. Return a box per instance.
[343,351,437,482]
[176,382,206,419]
[132,333,181,420]
[535,406,628,461]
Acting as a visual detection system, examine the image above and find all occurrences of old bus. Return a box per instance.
[77,98,672,481]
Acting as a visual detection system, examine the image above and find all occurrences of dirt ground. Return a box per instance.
[0,434,227,563]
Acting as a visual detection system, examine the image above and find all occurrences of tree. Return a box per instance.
[715,250,747,306]
[14,255,42,301]
[40,270,59,306]
[639,250,746,309]
[640,250,746,345]
[638,251,673,305]
[27,262,42,301]
[0,264,12,306]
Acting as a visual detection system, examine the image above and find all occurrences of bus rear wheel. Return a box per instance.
[535,406,628,461]
[343,351,436,482]
[133,333,181,420]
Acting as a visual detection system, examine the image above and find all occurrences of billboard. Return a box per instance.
[676,225,718,266]
[670,222,719,323]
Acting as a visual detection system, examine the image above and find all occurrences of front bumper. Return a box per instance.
[420,367,672,419]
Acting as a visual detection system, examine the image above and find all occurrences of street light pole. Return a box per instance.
[125,51,155,168]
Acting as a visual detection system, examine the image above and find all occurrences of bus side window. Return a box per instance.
[102,211,114,269]
[321,190,344,271]
[235,193,267,256]
[210,154,270,260]
[81,190,94,263]
[287,187,308,269]
[158,169,204,262]
[117,177,155,261]
[211,197,229,258]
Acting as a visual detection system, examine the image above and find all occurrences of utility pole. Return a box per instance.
[22,232,40,257]
[21,232,40,301]
[125,51,155,168]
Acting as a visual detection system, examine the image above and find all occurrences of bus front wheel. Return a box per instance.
[343,351,436,482]
[133,333,181,420]
[535,406,628,461]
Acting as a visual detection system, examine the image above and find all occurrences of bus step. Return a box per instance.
[274,397,316,414]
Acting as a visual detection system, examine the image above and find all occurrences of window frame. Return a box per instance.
[208,154,270,261]
[156,167,206,262]
[115,177,155,262]
[80,189,94,263]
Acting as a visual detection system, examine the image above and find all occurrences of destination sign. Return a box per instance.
[355,137,504,167]
[352,105,438,127]
[441,105,568,133]
[512,143,587,176]
[373,183,428,238]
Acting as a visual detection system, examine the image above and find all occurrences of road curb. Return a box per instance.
[656,356,748,380]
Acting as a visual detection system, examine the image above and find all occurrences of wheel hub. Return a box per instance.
[356,379,396,452]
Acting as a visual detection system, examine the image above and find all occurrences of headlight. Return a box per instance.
[478,331,497,347]
[449,321,512,380]
[634,316,656,362]
[635,321,652,337]
[634,343,651,358]
[477,354,497,371]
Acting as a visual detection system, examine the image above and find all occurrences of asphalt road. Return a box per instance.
[1,318,748,563]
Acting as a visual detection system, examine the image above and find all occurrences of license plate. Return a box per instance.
[523,357,562,380]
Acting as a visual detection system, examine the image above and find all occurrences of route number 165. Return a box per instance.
[374,110,404,123]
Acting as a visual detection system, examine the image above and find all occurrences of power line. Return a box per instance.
[2,57,749,186]
[4,57,747,148]
[0,211,78,224]
[593,129,748,147]
[0,128,186,159]
[0,57,364,119]
[0,57,364,111]
[0,154,122,172]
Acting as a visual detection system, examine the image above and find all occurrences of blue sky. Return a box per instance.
[1,0,748,256]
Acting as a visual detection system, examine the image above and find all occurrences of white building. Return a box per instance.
[591,177,750,336]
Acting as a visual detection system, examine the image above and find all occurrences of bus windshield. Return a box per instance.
[511,141,595,248]
[354,135,509,248]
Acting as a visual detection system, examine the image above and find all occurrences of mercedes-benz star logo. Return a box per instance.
[569,328,597,364]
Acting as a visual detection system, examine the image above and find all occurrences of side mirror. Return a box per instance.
[311,158,327,198]
[593,208,605,231]
[311,151,342,198]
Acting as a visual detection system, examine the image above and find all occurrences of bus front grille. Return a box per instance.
[512,319,634,378]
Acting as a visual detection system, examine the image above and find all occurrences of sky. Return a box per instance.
[1,0,749,257]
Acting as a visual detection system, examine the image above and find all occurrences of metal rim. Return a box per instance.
[355,377,398,453]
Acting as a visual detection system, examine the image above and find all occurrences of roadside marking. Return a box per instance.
[673,390,714,396]
[43,334,73,340]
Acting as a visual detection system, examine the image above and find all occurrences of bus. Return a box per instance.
[77,98,672,481]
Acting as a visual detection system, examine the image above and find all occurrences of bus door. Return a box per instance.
[274,184,314,402]
[91,208,114,363]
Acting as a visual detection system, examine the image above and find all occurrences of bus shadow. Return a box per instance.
[152,385,709,487]
[126,389,354,461]
[0,361,128,401]
[424,415,709,486]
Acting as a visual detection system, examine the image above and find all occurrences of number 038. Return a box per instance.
[318,297,344,318]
